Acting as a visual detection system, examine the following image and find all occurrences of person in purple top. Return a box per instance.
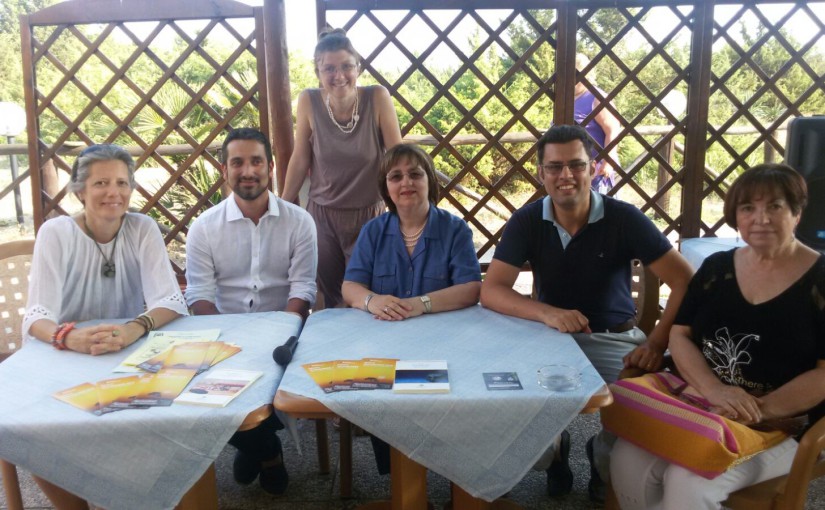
[573,53,622,194]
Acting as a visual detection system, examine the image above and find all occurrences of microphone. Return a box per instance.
[273,336,299,366]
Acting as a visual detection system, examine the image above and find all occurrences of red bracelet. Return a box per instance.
[51,322,76,350]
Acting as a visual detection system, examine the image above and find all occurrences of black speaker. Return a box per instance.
[785,116,825,252]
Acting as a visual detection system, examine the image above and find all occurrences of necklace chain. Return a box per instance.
[84,216,120,278]
[325,91,360,134]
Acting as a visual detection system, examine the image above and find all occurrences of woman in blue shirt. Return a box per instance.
[342,144,481,319]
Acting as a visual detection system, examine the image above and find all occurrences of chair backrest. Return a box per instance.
[631,259,661,335]
[0,239,35,361]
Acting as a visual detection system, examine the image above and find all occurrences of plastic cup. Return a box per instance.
[537,364,581,392]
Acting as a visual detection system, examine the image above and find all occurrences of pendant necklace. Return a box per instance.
[84,217,120,278]
[325,91,360,134]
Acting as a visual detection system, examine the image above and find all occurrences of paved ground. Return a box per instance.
[3,413,824,510]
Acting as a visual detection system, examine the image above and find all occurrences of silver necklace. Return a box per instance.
[84,217,120,278]
[325,91,360,134]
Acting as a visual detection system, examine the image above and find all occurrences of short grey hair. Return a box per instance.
[69,144,136,193]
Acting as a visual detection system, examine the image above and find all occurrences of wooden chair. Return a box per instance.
[0,238,34,510]
[722,415,825,510]
[631,259,660,335]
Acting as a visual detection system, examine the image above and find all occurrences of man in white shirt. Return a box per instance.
[185,127,318,495]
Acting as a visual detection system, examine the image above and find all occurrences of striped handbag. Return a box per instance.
[601,371,788,479]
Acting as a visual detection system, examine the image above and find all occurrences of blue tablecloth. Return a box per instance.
[0,312,301,510]
[277,306,604,501]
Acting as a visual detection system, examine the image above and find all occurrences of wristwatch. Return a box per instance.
[420,295,432,314]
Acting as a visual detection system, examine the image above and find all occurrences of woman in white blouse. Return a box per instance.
[24,143,188,356]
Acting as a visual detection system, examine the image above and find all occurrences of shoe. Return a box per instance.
[259,453,289,495]
[233,449,260,485]
[546,430,573,497]
[586,436,606,504]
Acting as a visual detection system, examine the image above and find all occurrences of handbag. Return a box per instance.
[601,371,788,479]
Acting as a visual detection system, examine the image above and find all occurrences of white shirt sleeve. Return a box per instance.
[134,215,189,316]
[184,212,218,307]
[287,210,318,306]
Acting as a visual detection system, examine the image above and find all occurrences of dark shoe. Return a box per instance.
[259,453,289,495]
[586,436,606,504]
[546,430,573,497]
[233,450,260,485]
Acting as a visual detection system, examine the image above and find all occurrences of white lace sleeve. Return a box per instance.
[22,219,68,340]
[134,215,189,316]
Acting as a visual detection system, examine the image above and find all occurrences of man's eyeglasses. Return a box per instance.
[319,63,358,76]
[539,161,590,175]
[386,170,426,183]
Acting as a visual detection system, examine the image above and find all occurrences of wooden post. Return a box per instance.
[20,14,44,230]
[553,3,578,127]
[656,137,673,219]
[681,0,715,239]
[263,0,294,194]
[764,134,776,163]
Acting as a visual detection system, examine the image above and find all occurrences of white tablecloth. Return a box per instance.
[277,306,604,501]
[680,237,745,269]
[0,312,301,510]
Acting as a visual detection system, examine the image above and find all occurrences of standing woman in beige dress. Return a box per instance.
[282,28,402,309]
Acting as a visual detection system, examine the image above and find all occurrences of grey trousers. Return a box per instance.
[307,200,383,309]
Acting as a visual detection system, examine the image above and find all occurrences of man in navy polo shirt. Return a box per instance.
[480,124,693,502]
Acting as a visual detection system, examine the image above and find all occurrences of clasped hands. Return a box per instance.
[704,384,769,425]
[64,323,142,355]
[366,294,425,321]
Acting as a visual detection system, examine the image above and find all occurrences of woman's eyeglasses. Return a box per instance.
[319,63,358,76]
[386,170,426,183]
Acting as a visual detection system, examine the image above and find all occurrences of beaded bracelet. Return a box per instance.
[125,314,154,335]
[51,322,76,350]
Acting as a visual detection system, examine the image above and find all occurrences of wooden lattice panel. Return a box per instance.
[325,6,558,258]
[702,2,825,236]
[576,4,695,237]
[21,0,267,275]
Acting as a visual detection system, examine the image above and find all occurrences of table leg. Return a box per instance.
[1,460,23,510]
[340,418,353,498]
[315,418,330,474]
[357,446,428,510]
[451,483,522,510]
[175,463,218,510]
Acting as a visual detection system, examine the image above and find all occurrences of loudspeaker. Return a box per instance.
[785,116,825,252]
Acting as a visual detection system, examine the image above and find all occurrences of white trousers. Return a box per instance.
[610,437,798,510]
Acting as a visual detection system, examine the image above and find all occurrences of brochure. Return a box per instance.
[113,329,221,373]
[393,360,450,394]
[174,369,263,407]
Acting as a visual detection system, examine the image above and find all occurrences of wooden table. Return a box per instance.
[275,386,612,510]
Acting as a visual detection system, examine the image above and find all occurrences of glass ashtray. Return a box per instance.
[537,364,581,392]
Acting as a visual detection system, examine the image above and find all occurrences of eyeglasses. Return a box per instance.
[539,161,590,175]
[386,170,427,183]
[319,63,358,76]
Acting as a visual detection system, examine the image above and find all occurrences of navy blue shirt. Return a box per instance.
[493,194,672,331]
[345,205,481,297]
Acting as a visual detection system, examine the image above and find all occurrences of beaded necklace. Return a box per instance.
[325,91,360,134]
[400,218,427,248]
